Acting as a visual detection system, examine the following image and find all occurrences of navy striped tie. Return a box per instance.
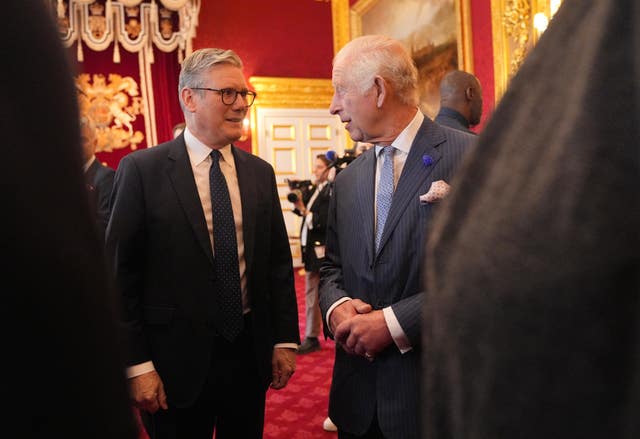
[210,149,243,341]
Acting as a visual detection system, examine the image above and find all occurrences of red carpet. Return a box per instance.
[137,269,337,438]
[263,269,337,438]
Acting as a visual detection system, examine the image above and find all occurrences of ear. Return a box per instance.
[180,87,197,112]
[465,87,475,102]
[373,76,387,108]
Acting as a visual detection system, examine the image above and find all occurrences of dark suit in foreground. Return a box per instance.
[423,0,640,438]
[3,1,137,437]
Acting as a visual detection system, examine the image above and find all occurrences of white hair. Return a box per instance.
[334,35,419,106]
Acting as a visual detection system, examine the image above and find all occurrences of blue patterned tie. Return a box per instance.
[210,149,243,341]
[375,146,394,252]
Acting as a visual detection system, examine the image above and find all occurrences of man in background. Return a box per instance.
[80,115,115,243]
[107,48,299,439]
[422,0,639,438]
[434,69,483,134]
[320,35,475,438]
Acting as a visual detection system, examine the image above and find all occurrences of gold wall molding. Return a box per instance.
[331,0,350,55]
[248,77,335,154]
[249,77,335,109]
[492,0,563,103]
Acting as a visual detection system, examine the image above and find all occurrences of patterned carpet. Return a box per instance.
[263,269,337,438]
[137,269,337,438]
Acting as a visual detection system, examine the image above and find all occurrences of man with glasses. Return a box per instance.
[106,48,299,439]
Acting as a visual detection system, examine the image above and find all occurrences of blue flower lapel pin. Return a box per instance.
[422,154,434,167]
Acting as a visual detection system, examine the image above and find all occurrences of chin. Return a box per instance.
[225,130,243,142]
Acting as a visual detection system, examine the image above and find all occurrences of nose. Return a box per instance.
[329,94,340,115]
[231,95,249,111]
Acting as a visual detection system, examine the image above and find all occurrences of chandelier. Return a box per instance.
[51,0,200,63]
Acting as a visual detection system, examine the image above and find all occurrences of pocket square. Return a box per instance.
[419,180,451,204]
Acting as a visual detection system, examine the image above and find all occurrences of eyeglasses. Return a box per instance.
[191,87,257,106]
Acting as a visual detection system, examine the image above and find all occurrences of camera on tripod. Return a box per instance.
[285,179,315,203]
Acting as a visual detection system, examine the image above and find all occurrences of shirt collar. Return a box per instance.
[183,126,233,166]
[437,107,470,128]
[83,155,96,173]
[375,109,424,157]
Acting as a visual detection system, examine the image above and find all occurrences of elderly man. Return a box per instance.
[319,35,476,438]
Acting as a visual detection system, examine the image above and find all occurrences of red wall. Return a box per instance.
[195,0,334,79]
[470,0,495,132]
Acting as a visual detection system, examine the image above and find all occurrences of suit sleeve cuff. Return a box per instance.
[383,306,412,354]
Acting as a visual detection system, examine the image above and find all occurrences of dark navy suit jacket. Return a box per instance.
[85,158,115,243]
[106,136,299,407]
[319,116,475,438]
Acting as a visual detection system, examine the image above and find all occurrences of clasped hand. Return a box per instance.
[330,299,392,360]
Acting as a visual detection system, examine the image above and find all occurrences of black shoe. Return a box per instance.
[297,337,321,354]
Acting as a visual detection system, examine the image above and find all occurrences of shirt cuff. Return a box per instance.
[325,297,351,334]
[383,306,412,354]
[275,343,299,351]
[126,361,155,379]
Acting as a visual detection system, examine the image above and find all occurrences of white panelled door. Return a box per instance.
[255,108,346,267]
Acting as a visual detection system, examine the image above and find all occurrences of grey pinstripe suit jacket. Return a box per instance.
[319,116,476,438]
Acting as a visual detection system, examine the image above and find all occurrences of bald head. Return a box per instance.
[439,70,483,126]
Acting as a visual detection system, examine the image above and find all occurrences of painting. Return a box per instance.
[349,0,472,118]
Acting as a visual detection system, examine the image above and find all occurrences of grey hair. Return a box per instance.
[178,48,243,110]
[334,35,419,106]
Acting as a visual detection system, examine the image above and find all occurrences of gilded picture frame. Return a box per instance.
[491,0,564,103]
[331,0,473,118]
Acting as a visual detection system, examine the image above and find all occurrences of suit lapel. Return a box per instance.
[167,138,214,266]
[376,118,445,255]
[355,148,377,265]
[234,146,256,277]
[85,159,100,185]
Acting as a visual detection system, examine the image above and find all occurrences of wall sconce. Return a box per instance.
[239,117,250,142]
[492,0,565,103]
[533,0,563,39]
[533,12,549,33]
